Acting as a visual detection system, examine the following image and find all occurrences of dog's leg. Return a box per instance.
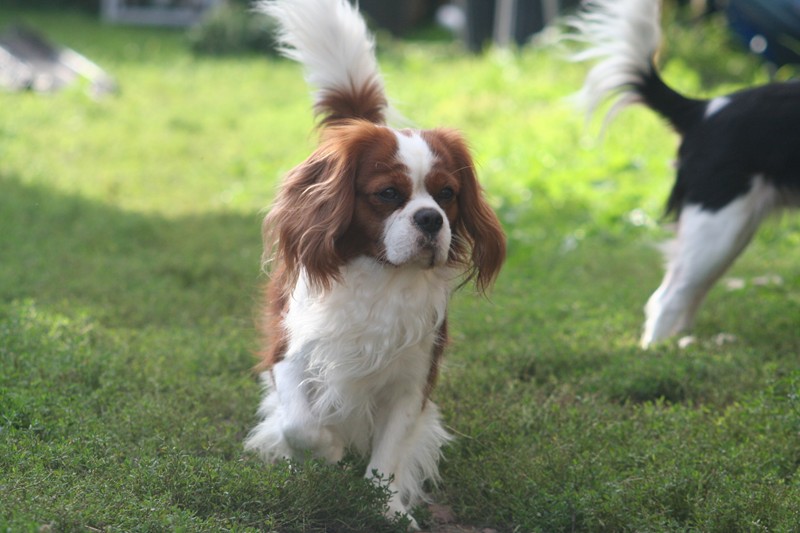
[271,356,345,463]
[246,356,345,462]
[641,191,771,347]
[365,388,448,530]
[366,389,424,529]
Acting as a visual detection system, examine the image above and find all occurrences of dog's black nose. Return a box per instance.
[413,208,443,236]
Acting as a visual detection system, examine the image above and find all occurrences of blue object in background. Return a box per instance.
[727,0,800,67]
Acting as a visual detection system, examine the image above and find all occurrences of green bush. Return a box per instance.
[187,2,277,56]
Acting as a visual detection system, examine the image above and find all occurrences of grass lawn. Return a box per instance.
[2,6,800,532]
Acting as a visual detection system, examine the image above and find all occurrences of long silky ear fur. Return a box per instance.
[442,131,506,293]
[459,167,506,293]
[262,141,356,295]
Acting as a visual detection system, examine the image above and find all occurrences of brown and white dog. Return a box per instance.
[573,0,800,348]
[244,0,506,526]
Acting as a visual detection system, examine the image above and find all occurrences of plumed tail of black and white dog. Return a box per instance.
[570,0,706,135]
[572,0,800,348]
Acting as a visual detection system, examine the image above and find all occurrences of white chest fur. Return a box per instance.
[282,257,452,418]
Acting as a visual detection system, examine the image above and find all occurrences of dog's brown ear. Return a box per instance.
[429,129,506,293]
[458,160,506,293]
[263,141,357,294]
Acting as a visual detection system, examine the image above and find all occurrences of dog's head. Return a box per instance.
[264,120,505,294]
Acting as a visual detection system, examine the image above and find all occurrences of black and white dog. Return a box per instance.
[572,0,800,348]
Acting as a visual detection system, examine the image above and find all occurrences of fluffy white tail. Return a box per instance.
[256,0,388,125]
[570,0,662,120]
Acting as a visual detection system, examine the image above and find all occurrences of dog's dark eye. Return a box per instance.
[436,187,455,202]
[377,187,401,202]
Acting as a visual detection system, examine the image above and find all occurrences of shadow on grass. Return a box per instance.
[0,174,263,328]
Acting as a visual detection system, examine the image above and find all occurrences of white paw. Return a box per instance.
[385,492,419,531]
[281,422,344,463]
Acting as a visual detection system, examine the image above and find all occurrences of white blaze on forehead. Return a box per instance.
[393,130,435,193]
[383,129,450,267]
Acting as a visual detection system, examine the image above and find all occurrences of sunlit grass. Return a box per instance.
[2,6,800,532]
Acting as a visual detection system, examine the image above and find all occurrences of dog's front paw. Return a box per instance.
[384,492,419,531]
[282,421,344,463]
[367,468,420,530]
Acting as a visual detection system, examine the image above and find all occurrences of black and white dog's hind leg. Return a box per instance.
[643,179,779,345]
